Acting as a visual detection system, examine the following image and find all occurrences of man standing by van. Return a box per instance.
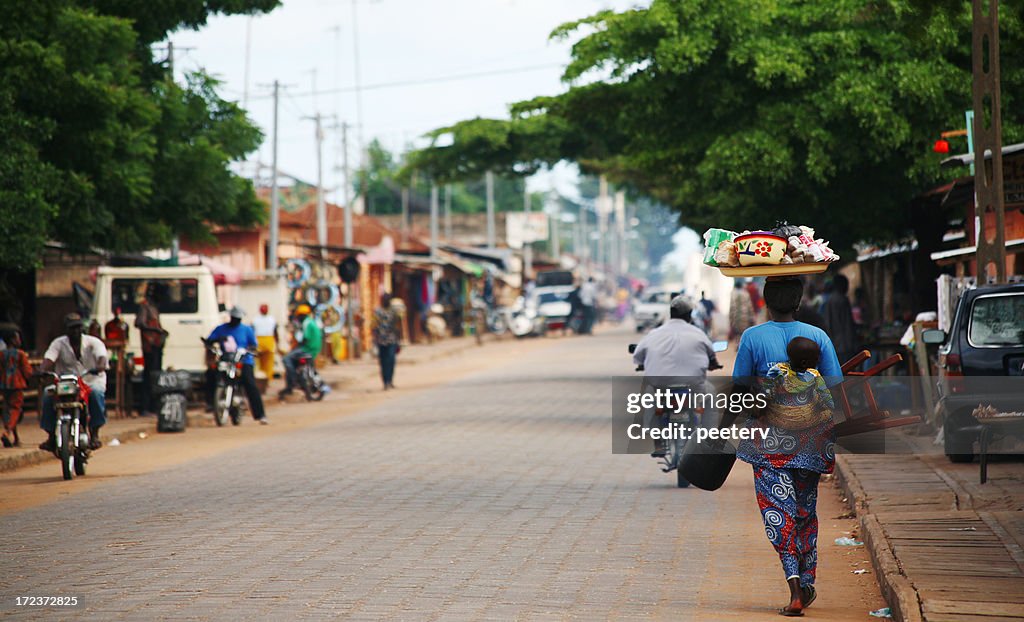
[135,284,167,417]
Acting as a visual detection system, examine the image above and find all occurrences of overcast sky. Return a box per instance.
[173,0,644,204]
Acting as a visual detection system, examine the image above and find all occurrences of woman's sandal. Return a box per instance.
[802,585,817,609]
[779,606,804,617]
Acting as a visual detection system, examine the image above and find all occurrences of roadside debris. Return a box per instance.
[109,438,121,446]
[869,607,892,618]
[852,569,869,575]
[834,537,864,546]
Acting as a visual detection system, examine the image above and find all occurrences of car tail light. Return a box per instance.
[940,352,965,393]
[941,352,962,374]
[235,362,243,370]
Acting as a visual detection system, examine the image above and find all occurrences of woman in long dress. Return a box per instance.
[731,278,843,617]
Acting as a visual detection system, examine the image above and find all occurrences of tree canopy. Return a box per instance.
[406,1,1024,251]
[0,0,278,271]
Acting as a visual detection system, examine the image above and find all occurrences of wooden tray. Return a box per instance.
[717,262,832,277]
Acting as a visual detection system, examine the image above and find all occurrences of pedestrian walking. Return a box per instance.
[579,277,598,334]
[731,278,843,617]
[822,275,857,367]
[0,329,32,447]
[207,307,268,424]
[134,284,167,417]
[729,280,755,338]
[252,303,278,383]
[745,279,764,323]
[372,293,401,390]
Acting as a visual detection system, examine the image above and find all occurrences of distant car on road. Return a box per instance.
[925,282,1024,462]
[527,285,576,334]
[632,286,684,333]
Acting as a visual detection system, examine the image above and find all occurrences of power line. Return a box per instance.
[248,63,564,100]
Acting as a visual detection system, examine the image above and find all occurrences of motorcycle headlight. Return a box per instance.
[57,380,78,396]
[217,361,232,372]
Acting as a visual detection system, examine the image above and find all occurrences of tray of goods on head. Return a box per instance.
[702,222,840,277]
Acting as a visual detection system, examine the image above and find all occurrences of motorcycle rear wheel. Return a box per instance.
[59,420,74,481]
[301,368,325,402]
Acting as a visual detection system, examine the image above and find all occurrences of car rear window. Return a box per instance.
[970,294,1024,346]
[539,292,568,304]
[112,278,200,315]
[645,292,672,304]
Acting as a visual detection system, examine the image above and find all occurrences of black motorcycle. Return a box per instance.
[294,352,326,402]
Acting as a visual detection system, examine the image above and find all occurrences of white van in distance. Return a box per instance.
[91,266,222,376]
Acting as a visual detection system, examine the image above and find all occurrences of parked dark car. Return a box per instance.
[925,283,1024,462]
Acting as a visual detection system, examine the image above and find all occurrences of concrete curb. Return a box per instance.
[834,456,924,622]
[0,421,156,474]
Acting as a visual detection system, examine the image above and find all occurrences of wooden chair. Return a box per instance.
[832,349,922,437]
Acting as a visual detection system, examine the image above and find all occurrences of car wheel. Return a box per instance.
[944,411,976,463]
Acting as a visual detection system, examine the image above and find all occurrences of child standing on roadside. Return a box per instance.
[1,330,33,447]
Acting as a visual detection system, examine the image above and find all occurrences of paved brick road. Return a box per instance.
[1,328,882,620]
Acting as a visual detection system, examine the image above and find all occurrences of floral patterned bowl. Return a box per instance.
[734,232,787,266]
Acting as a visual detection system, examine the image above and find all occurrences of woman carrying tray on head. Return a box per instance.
[731,277,843,617]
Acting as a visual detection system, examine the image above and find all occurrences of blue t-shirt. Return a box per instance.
[732,321,842,385]
[732,321,843,474]
[207,323,258,366]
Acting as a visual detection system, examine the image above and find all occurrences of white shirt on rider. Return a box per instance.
[632,318,715,378]
[43,335,108,392]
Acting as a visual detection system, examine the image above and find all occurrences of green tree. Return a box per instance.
[0,0,278,271]
[407,1,1024,252]
[360,139,540,217]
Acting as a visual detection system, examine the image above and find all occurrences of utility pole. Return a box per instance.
[972,0,1006,283]
[615,190,626,278]
[597,175,609,277]
[157,41,193,264]
[523,181,533,281]
[549,190,561,259]
[341,122,353,248]
[401,186,410,233]
[444,184,453,240]
[485,171,496,249]
[430,184,439,259]
[269,80,281,272]
[304,113,327,258]
[242,18,253,109]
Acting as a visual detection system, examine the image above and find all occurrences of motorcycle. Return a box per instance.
[628,340,728,488]
[294,352,326,402]
[203,339,247,426]
[39,369,99,480]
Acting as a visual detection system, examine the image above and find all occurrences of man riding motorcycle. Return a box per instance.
[39,313,108,451]
[206,307,268,424]
[631,296,721,457]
